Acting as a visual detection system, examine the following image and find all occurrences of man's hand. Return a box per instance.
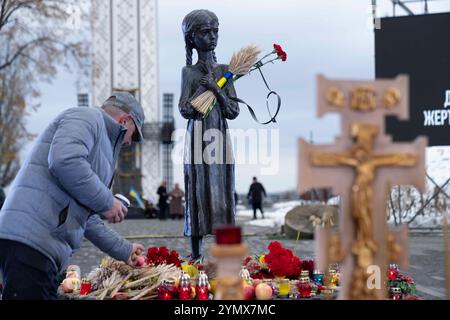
[127,243,145,266]
[100,198,128,224]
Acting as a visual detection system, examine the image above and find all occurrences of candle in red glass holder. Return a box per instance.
[298,277,312,298]
[158,280,177,300]
[388,264,399,280]
[178,271,192,300]
[196,286,209,300]
[79,279,92,295]
[195,270,210,300]
[214,225,242,245]
[179,286,191,300]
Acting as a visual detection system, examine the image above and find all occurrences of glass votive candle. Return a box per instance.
[312,270,325,285]
[178,285,191,300]
[388,264,399,280]
[298,277,312,299]
[390,287,403,300]
[278,279,290,298]
[327,269,338,287]
[79,279,92,295]
[214,225,242,245]
[158,279,177,300]
[196,285,209,300]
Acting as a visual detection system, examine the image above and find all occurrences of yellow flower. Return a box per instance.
[186,265,198,278]
[180,264,198,278]
[259,255,266,265]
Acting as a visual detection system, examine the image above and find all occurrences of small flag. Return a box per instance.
[129,188,145,210]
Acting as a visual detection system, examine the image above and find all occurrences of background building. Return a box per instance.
[90,0,170,203]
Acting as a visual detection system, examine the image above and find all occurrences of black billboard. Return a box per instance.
[375,12,450,146]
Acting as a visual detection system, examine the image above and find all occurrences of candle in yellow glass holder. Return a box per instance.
[278,279,290,297]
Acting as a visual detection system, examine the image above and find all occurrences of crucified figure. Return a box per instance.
[311,123,417,298]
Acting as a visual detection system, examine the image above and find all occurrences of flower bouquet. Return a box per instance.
[146,246,182,268]
[265,241,302,279]
[243,255,274,280]
[243,241,302,280]
[192,44,287,117]
[387,265,419,300]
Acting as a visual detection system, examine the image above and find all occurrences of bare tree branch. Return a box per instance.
[0,0,88,186]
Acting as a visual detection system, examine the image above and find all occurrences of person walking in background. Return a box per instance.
[0,187,5,211]
[157,181,169,220]
[247,177,267,220]
[169,183,184,220]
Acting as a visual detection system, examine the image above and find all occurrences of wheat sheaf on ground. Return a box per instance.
[83,258,180,300]
[192,45,261,115]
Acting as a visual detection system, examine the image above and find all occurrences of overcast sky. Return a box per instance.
[23,0,450,195]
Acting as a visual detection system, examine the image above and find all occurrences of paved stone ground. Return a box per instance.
[69,216,447,300]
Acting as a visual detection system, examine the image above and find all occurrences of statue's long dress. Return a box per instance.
[179,62,239,237]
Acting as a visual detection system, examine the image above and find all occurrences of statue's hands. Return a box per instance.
[200,73,220,93]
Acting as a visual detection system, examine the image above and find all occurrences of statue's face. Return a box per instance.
[192,20,219,52]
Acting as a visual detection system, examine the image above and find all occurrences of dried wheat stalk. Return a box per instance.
[191,45,261,115]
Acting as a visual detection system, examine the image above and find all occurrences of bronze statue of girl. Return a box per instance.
[179,9,239,262]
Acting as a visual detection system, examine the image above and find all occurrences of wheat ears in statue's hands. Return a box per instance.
[191,45,261,115]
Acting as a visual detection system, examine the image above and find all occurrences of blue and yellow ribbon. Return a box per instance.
[216,71,234,89]
[204,71,234,117]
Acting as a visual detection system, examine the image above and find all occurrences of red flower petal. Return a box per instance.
[265,241,301,278]
[273,44,287,61]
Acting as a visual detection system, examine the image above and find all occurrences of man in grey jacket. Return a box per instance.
[0,92,146,300]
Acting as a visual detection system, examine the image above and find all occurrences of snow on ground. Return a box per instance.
[237,199,340,229]
[407,213,450,229]
[237,201,304,228]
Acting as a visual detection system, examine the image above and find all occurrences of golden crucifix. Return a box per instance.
[299,75,427,300]
[312,122,416,299]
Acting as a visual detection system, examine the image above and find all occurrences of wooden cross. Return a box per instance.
[298,75,427,300]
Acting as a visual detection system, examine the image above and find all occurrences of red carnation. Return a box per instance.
[264,241,301,279]
[146,246,182,267]
[167,250,182,267]
[267,241,282,251]
[273,44,287,62]
[159,246,170,257]
[404,275,414,285]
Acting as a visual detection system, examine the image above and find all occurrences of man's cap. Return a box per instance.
[107,92,145,143]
